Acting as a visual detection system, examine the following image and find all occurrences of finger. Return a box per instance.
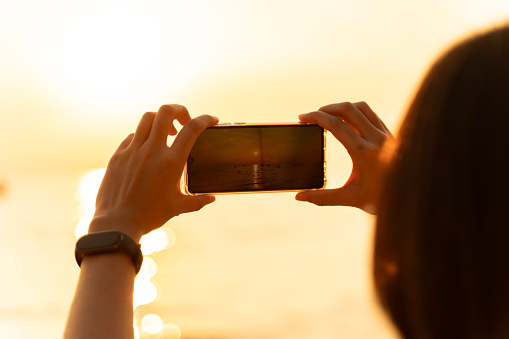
[299,111,368,155]
[319,102,385,142]
[148,104,192,146]
[352,101,388,132]
[296,188,377,214]
[116,133,135,151]
[131,112,156,147]
[169,114,219,165]
[295,188,355,207]
[177,194,216,214]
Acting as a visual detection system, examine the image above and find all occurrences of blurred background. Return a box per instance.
[0,0,508,338]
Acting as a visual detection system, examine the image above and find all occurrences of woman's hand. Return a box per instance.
[89,104,219,241]
[295,102,393,214]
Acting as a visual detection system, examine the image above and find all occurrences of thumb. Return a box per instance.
[295,188,355,207]
[178,195,216,215]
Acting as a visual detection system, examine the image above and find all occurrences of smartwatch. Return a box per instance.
[75,231,143,275]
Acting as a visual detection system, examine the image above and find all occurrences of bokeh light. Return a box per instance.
[75,168,106,238]
[162,324,182,339]
[164,227,177,250]
[142,257,158,279]
[140,228,170,255]
[142,314,164,335]
[76,169,183,335]
[134,276,158,309]
[134,320,141,339]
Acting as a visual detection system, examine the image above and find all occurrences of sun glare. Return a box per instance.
[53,9,163,108]
[27,2,211,115]
[61,10,162,92]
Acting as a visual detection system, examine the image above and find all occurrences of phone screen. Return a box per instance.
[185,124,326,194]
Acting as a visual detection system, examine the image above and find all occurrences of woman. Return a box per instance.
[65,25,509,339]
[300,25,509,338]
[373,25,509,338]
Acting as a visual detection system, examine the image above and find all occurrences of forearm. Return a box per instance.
[64,106,218,338]
[64,252,136,339]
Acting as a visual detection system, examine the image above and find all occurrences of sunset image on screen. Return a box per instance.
[187,125,324,193]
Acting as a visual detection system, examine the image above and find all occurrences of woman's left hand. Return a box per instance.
[296,101,393,214]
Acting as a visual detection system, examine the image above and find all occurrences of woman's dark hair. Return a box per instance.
[375,25,509,339]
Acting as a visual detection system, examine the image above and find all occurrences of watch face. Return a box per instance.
[77,231,122,250]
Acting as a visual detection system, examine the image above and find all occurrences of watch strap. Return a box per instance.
[75,231,143,275]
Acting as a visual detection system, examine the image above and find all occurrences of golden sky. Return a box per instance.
[1,0,508,171]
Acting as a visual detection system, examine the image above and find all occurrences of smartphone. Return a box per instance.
[184,123,326,195]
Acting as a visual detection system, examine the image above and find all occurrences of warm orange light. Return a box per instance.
[52,9,163,108]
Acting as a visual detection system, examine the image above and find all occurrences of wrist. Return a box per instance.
[75,231,143,275]
[88,215,143,244]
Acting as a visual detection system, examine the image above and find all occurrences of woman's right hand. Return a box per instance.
[295,101,393,214]
[90,104,219,242]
